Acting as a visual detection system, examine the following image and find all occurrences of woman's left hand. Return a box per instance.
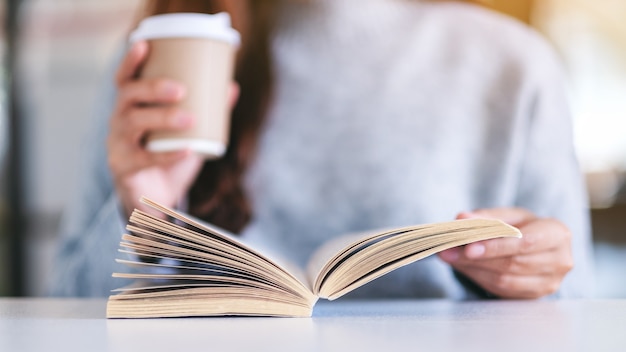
[438,208,574,299]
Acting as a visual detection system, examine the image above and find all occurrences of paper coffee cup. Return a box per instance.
[130,13,240,158]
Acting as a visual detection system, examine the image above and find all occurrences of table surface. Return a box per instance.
[1,298,625,352]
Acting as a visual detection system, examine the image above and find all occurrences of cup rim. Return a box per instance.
[147,138,226,157]
[129,12,240,46]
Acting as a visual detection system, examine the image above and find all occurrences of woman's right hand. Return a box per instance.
[108,41,237,218]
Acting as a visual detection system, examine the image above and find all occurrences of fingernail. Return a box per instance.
[457,211,479,219]
[133,41,147,53]
[466,243,485,259]
[175,113,194,127]
[160,81,184,99]
[440,248,460,262]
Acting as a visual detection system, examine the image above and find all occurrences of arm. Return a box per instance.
[49,43,195,297]
[49,59,127,296]
[440,39,593,299]
[50,42,239,296]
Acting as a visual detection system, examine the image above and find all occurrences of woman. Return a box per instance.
[51,0,593,299]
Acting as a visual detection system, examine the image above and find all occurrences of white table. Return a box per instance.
[1,298,625,352]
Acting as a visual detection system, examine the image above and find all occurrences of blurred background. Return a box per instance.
[0,0,625,297]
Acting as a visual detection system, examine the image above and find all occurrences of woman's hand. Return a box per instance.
[107,41,238,217]
[438,208,574,299]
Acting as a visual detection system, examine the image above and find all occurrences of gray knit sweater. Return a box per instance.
[51,0,593,298]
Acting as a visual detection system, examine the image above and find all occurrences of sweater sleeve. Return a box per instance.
[513,38,594,298]
[48,56,129,297]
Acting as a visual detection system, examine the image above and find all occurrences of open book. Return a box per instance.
[106,197,521,318]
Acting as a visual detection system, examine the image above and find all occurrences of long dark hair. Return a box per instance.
[142,0,277,233]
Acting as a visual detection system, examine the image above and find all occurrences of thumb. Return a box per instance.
[116,41,149,86]
[229,81,240,110]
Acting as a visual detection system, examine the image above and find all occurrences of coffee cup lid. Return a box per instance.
[130,12,240,46]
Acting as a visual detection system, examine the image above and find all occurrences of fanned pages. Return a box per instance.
[107,197,521,318]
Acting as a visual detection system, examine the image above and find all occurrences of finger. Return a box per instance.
[438,247,462,262]
[463,237,524,259]
[458,218,570,260]
[454,265,561,299]
[117,78,186,109]
[228,81,240,110]
[448,248,572,276]
[457,207,536,227]
[112,106,195,141]
[147,149,195,166]
[116,41,149,86]
[109,146,192,178]
[108,113,193,175]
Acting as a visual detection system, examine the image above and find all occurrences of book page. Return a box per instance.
[305,230,377,288]
[235,232,312,291]
[118,197,316,304]
[308,219,521,299]
[165,205,311,290]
